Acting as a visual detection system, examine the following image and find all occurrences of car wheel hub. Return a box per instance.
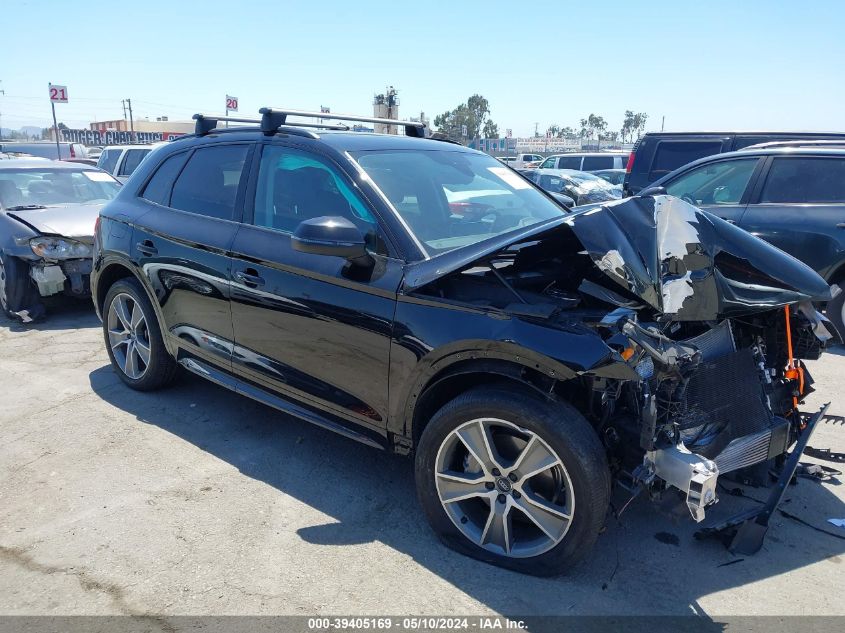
[107,292,151,380]
[434,417,574,559]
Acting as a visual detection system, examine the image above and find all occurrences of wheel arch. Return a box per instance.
[408,358,564,449]
[95,258,178,357]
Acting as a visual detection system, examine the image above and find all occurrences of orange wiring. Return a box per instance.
[783,305,805,421]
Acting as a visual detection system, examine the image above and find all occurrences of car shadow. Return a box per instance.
[88,365,845,619]
[0,298,99,332]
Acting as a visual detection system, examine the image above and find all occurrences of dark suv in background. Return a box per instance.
[642,146,845,337]
[90,108,834,576]
[623,131,845,196]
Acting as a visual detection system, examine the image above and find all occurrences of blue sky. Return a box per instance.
[2,0,844,136]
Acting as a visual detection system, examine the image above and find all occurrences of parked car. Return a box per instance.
[505,153,544,169]
[533,168,621,205]
[0,141,89,161]
[0,159,121,321]
[86,146,104,161]
[622,131,845,196]
[592,168,626,185]
[97,145,155,183]
[641,146,845,337]
[91,109,834,576]
[518,170,575,208]
[538,152,628,172]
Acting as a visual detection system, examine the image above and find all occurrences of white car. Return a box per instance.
[538,152,629,172]
[500,153,543,169]
[96,145,156,183]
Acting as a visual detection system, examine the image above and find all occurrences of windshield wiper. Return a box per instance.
[6,205,48,211]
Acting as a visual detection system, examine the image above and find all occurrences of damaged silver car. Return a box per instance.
[0,159,121,322]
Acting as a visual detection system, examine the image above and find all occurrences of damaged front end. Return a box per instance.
[405,195,835,527]
[27,235,94,298]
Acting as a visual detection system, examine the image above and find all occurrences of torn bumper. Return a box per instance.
[29,259,92,297]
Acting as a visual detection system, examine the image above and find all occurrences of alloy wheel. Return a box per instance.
[434,417,574,558]
[107,292,151,379]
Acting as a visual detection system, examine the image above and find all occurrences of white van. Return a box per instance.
[503,153,544,169]
[538,152,629,172]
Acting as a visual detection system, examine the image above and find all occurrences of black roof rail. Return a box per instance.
[259,107,428,138]
[192,113,261,135]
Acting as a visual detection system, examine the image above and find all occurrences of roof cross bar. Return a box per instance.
[192,113,261,135]
[259,107,428,138]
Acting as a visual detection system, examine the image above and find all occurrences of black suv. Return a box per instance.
[92,109,836,575]
[642,147,845,337]
[623,131,845,196]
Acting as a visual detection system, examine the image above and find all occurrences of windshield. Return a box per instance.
[0,169,120,209]
[353,149,565,256]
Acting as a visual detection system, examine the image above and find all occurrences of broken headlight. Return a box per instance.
[29,237,92,260]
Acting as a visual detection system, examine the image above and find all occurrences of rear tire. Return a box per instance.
[415,385,610,576]
[103,277,177,391]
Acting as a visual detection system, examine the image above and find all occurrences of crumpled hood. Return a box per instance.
[403,194,831,321]
[567,195,832,320]
[8,203,102,240]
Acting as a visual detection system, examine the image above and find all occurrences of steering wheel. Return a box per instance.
[680,194,697,206]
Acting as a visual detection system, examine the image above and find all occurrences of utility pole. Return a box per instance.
[121,99,127,122]
[661,115,665,132]
[126,98,135,143]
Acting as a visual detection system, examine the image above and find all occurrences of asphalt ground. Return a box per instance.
[1,301,843,624]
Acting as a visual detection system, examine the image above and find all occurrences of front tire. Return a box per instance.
[0,252,45,322]
[103,277,177,391]
[415,386,610,576]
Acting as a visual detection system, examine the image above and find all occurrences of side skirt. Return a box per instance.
[178,357,386,451]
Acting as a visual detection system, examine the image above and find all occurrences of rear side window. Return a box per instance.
[582,156,615,171]
[118,149,151,177]
[558,156,581,169]
[760,157,845,204]
[648,141,723,182]
[141,151,190,206]
[169,145,249,220]
[98,149,121,174]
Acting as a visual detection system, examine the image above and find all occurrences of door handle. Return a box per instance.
[235,269,265,287]
[136,240,158,255]
[836,223,845,229]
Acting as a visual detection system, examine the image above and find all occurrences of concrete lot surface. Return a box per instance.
[1,302,844,619]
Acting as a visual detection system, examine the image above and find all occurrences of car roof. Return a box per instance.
[701,147,845,158]
[167,125,478,154]
[101,144,155,151]
[0,158,99,170]
[641,131,845,137]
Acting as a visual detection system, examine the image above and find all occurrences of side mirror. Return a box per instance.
[638,185,666,197]
[291,216,373,266]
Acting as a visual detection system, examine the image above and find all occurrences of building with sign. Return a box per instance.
[89,119,194,135]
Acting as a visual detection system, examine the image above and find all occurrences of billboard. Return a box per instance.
[59,128,185,145]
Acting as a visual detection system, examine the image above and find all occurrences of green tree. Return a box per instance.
[482,119,499,139]
[434,94,498,142]
[579,114,607,141]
